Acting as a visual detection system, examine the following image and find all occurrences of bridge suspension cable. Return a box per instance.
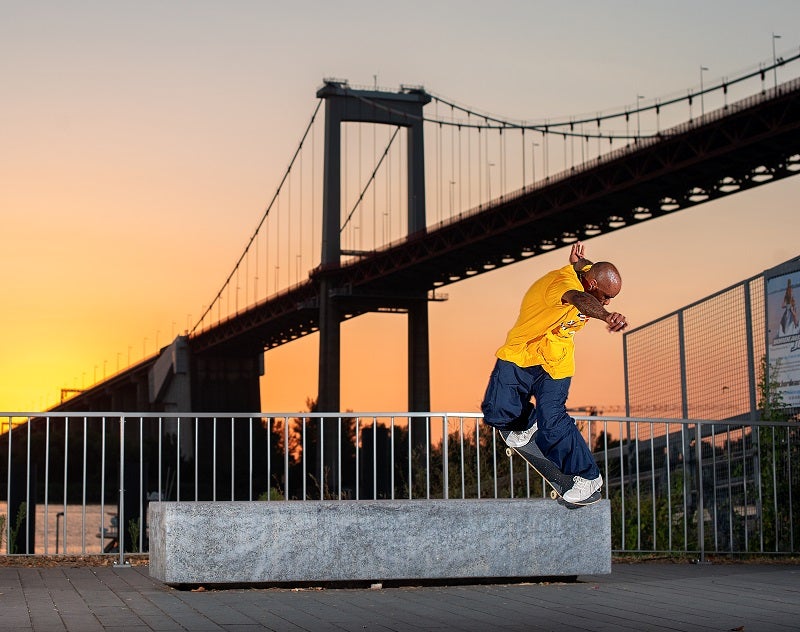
[341,126,401,235]
[346,50,800,141]
[431,50,800,135]
[191,99,323,335]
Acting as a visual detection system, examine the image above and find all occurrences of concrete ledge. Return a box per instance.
[148,499,610,585]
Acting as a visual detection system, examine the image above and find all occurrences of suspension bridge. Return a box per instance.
[55,51,800,415]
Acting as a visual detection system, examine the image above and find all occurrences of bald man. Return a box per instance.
[480,242,627,503]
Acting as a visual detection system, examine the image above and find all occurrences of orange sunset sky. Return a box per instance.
[3,1,800,414]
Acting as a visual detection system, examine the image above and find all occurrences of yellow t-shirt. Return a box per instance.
[495,264,589,378]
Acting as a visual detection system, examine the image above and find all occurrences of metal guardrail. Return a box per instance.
[1,412,797,563]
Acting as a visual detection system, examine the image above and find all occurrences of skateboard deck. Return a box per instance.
[500,430,601,507]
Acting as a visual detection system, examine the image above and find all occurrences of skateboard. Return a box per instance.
[500,430,601,507]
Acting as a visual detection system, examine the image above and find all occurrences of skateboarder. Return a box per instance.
[480,242,627,503]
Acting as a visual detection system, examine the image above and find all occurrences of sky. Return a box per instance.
[2,1,800,414]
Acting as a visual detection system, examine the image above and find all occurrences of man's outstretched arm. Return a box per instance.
[562,289,628,332]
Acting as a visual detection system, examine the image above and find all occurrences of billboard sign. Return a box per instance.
[765,258,800,408]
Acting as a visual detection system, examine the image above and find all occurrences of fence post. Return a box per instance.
[115,416,130,568]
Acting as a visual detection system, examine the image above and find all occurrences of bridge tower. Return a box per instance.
[315,80,432,413]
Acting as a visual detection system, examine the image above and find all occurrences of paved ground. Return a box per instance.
[0,562,798,631]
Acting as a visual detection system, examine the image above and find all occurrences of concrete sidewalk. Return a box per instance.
[0,562,798,631]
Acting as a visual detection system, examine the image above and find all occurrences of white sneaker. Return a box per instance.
[563,474,603,503]
[503,423,538,448]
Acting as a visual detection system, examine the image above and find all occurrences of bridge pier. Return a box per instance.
[190,354,263,412]
[316,80,433,420]
[407,294,431,412]
[317,279,341,413]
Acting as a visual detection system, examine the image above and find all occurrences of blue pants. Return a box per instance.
[481,358,600,479]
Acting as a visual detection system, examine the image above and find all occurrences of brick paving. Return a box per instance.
[0,562,798,631]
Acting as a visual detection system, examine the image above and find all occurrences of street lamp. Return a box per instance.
[532,142,540,183]
[772,33,782,88]
[486,161,495,200]
[700,66,708,116]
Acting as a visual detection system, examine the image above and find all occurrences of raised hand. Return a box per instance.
[569,241,585,264]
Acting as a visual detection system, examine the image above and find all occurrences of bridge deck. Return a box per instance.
[1,561,797,631]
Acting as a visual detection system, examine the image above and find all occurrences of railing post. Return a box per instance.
[115,415,130,568]
[695,422,705,563]
[5,417,11,554]
[442,415,449,500]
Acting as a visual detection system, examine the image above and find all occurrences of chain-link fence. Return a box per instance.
[620,262,800,557]
[624,275,765,421]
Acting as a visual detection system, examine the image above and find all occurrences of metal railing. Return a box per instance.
[1,412,797,562]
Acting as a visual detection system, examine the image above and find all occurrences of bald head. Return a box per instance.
[582,261,622,303]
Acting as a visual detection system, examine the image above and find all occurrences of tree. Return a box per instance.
[757,355,788,421]
[754,355,797,552]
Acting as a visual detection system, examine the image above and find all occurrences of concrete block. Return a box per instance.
[148,499,610,585]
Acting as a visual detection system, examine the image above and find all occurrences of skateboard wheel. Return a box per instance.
[550,490,558,500]
[505,448,513,457]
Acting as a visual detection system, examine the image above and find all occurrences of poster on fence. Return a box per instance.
[765,259,800,408]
